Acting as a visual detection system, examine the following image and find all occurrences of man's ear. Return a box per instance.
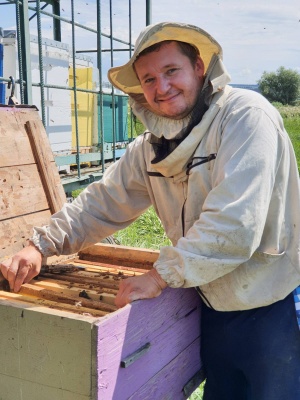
[195,56,205,76]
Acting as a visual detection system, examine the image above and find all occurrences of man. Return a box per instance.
[1,22,300,399]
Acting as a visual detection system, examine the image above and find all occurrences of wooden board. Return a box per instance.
[79,242,160,269]
[0,105,66,260]
[0,165,49,220]
[0,299,97,400]
[0,210,52,261]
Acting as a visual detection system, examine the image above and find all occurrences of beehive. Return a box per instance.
[0,105,203,400]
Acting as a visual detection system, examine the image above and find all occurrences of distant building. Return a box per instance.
[230,84,260,93]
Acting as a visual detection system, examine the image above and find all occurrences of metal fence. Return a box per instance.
[0,0,150,194]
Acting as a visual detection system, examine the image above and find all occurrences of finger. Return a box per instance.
[13,265,32,293]
[23,268,38,284]
[129,287,162,303]
[115,289,129,308]
[6,258,22,291]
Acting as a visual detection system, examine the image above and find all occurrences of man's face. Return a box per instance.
[134,42,205,120]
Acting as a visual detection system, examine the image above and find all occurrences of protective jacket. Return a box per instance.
[32,55,300,311]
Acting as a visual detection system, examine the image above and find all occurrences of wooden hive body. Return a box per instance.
[0,105,203,400]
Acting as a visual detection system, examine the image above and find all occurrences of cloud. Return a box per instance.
[3,0,299,84]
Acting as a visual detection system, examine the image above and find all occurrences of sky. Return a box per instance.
[1,0,299,85]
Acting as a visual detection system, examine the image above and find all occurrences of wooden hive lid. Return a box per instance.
[0,104,66,261]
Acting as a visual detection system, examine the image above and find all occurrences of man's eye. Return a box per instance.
[167,68,178,75]
[144,78,154,85]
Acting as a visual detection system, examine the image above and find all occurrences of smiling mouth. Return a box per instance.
[156,93,181,103]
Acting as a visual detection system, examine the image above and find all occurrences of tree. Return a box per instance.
[258,67,300,105]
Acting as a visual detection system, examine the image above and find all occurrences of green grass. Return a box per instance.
[274,104,300,172]
[283,116,300,172]
[114,206,171,250]
[188,382,205,399]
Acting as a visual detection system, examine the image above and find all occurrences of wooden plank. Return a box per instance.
[0,165,49,221]
[32,278,117,303]
[17,283,117,313]
[79,243,160,269]
[73,259,149,275]
[0,109,35,167]
[96,287,201,399]
[0,302,96,396]
[25,119,66,214]
[0,291,108,318]
[0,374,91,400]
[0,210,52,261]
[128,339,203,400]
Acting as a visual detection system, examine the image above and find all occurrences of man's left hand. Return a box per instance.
[115,268,167,308]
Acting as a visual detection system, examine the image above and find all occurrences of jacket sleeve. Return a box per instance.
[31,137,152,257]
[154,102,288,288]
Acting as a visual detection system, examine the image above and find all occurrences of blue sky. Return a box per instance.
[1,0,299,84]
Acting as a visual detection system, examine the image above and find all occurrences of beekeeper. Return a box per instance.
[2,22,300,399]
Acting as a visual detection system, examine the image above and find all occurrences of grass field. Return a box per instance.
[275,104,300,172]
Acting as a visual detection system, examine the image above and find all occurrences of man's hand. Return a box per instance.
[115,268,168,308]
[0,243,43,292]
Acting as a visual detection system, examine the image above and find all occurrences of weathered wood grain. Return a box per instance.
[79,242,160,269]
[0,210,52,262]
[0,105,66,225]
[0,165,49,221]
[18,282,117,313]
[0,291,108,318]
[0,105,67,262]
[0,107,36,167]
[25,120,65,213]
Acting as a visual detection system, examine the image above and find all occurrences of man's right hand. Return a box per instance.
[0,243,43,293]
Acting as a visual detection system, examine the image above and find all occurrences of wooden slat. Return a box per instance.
[17,283,117,313]
[25,119,66,214]
[0,291,108,318]
[0,106,39,167]
[79,243,160,269]
[0,210,52,262]
[0,165,49,221]
[129,339,203,400]
[0,119,35,167]
[0,105,44,168]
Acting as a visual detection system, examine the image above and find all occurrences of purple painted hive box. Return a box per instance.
[0,105,203,400]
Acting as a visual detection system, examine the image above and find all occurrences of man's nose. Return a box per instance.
[156,77,170,94]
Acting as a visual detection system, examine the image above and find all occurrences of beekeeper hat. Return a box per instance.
[108,22,222,95]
